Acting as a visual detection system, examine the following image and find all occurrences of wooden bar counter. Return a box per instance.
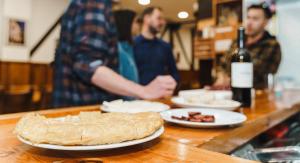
[0,90,299,162]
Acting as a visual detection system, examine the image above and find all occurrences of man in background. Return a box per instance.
[53,0,176,107]
[134,7,180,86]
[215,3,281,89]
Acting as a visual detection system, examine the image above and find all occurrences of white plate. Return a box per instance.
[178,89,232,100]
[17,127,164,151]
[102,100,170,113]
[160,108,246,128]
[171,97,241,111]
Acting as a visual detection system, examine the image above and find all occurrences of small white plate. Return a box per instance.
[102,100,170,113]
[171,97,241,111]
[160,108,246,128]
[178,89,233,100]
[17,127,164,151]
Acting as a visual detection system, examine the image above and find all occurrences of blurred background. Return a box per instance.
[0,0,299,113]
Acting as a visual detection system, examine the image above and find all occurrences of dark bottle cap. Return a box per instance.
[238,26,246,48]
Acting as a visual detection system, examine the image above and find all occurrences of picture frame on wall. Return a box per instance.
[7,18,26,45]
[216,1,243,27]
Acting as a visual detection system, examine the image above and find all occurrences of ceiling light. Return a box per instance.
[178,11,189,19]
[138,0,150,5]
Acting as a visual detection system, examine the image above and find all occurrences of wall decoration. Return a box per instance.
[216,1,243,27]
[8,19,25,45]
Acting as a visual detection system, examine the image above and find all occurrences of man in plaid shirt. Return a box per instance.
[215,3,281,89]
[53,0,176,107]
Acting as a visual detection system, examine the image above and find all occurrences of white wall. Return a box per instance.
[161,26,195,70]
[0,0,4,56]
[30,0,69,63]
[173,27,194,70]
[276,0,300,82]
[0,0,69,63]
[1,0,31,61]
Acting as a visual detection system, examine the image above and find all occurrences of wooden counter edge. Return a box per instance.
[200,103,300,154]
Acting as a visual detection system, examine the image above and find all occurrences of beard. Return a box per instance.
[246,26,265,38]
[247,30,263,39]
[149,25,160,35]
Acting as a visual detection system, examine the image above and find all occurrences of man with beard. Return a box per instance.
[215,3,282,89]
[134,7,180,86]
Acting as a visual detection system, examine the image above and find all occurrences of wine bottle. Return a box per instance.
[231,27,253,107]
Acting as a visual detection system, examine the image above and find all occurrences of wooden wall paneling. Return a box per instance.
[0,62,8,88]
[6,62,31,85]
[46,64,53,87]
[0,62,1,86]
[0,62,4,114]
[3,87,33,114]
[31,63,48,89]
[2,62,32,114]
[41,64,53,109]
[0,62,55,113]
[30,63,48,109]
[0,62,7,114]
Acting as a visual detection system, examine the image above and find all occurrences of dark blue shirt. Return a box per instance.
[133,35,180,85]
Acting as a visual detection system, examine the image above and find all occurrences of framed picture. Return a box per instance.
[216,1,243,27]
[8,19,25,45]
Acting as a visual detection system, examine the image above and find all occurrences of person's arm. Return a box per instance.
[268,42,282,74]
[91,66,176,99]
[71,1,117,85]
[70,1,176,99]
[214,71,230,86]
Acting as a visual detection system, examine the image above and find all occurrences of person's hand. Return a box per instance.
[213,72,230,87]
[140,75,177,100]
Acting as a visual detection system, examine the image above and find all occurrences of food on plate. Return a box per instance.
[102,99,169,113]
[183,93,215,104]
[181,93,239,107]
[15,111,163,146]
[171,112,215,123]
[178,89,233,102]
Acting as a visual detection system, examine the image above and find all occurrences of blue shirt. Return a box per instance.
[133,35,180,85]
[118,41,139,83]
[118,41,139,100]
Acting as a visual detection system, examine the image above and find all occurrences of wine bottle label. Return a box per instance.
[231,63,253,88]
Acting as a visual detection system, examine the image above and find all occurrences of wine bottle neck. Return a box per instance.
[238,38,245,49]
[238,27,246,49]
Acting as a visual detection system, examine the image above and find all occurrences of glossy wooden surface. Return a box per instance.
[1,90,300,162]
[0,107,253,162]
[165,90,300,154]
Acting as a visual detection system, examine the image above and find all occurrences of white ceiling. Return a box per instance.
[115,0,197,22]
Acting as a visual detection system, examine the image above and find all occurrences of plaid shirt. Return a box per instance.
[220,31,281,89]
[53,0,119,108]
